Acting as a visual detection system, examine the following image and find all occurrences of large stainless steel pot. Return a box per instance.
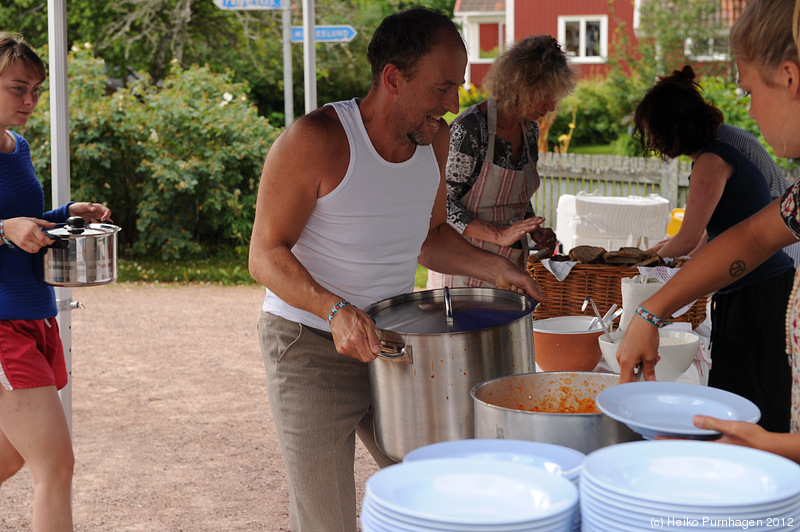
[471,371,641,454]
[43,216,120,287]
[365,287,536,462]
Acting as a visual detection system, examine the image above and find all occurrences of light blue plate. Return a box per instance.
[596,381,760,440]
[402,439,585,481]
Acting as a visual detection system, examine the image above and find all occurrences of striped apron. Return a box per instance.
[428,98,540,288]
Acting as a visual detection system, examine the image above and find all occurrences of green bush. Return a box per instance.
[553,80,625,148]
[555,73,789,166]
[698,76,793,167]
[25,45,281,260]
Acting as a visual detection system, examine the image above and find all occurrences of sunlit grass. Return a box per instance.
[119,255,430,289]
[570,144,616,155]
[118,254,254,285]
[415,264,428,289]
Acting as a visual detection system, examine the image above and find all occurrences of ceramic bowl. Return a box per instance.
[599,329,700,381]
[533,316,604,372]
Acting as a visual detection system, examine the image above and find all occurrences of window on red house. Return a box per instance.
[558,15,608,63]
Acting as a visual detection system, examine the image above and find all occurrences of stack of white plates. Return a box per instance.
[403,439,585,484]
[361,457,579,532]
[580,440,800,532]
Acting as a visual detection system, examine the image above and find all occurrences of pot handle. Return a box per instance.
[43,231,70,249]
[376,341,411,361]
[444,286,454,326]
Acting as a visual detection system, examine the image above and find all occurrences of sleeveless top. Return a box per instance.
[261,98,441,331]
[0,131,72,320]
[698,140,792,294]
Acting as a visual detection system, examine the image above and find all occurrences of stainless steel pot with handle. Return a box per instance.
[471,371,641,454]
[43,216,120,287]
[365,287,537,462]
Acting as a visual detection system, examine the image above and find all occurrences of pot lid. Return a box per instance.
[365,287,535,334]
[47,217,120,238]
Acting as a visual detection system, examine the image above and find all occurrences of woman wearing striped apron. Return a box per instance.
[428,35,576,289]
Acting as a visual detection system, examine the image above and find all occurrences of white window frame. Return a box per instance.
[558,15,608,64]
[684,36,731,63]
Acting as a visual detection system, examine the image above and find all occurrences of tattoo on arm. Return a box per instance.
[729,259,746,278]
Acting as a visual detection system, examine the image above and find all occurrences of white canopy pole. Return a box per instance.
[47,0,74,432]
[302,0,316,114]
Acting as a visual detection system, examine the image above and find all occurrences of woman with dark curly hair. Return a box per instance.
[427,35,576,288]
[629,64,794,432]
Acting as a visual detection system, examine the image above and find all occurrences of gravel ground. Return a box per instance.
[0,283,380,531]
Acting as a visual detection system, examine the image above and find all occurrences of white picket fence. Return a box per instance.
[532,152,693,224]
[533,152,800,224]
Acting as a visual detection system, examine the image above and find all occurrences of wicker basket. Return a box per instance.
[526,261,708,329]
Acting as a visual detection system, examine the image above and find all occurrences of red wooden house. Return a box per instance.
[453,0,750,87]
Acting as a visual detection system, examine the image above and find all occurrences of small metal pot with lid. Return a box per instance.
[365,287,537,461]
[43,216,120,287]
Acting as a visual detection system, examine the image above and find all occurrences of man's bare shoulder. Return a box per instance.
[263,105,350,196]
[278,105,345,150]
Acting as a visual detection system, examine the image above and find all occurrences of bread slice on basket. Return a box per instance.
[568,245,606,264]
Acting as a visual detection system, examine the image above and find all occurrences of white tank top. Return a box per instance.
[262,98,441,330]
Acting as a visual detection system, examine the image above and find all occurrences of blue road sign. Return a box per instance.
[291,25,358,43]
[213,0,282,10]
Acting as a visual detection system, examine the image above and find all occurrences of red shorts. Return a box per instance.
[0,319,68,391]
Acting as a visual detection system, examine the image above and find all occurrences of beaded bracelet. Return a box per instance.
[0,219,14,249]
[327,299,352,325]
[635,304,670,328]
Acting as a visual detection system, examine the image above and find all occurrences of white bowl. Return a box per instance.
[598,329,700,381]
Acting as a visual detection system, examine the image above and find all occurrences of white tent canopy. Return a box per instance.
[46,0,320,428]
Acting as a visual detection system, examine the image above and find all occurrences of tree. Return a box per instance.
[1,0,455,122]
[24,44,281,259]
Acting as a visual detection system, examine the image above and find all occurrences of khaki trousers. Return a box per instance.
[258,311,395,532]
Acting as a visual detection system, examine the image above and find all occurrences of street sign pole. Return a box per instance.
[214,0,294,125]
[303,0,316,114]
[216,0,343,118]
[282,3,293,126]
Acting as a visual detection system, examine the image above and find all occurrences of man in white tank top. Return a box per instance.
[248,8,544,531]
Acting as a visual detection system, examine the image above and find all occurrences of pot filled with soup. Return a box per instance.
[471,371,640,454]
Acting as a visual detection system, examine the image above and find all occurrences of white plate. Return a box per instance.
[581,441,800,507]
[366,458,578,526]
[580,472,800,518]
[578,492,800,532]
[402,439,585,481]
[362,495,571,532]
[596,381,760,439]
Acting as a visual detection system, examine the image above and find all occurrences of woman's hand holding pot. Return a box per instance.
[3,217,56,253]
